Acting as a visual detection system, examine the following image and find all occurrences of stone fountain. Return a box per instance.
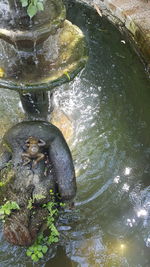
[0,0,87,118]
[0,0,87,247]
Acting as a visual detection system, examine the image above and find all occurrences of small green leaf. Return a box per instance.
[53,237,59,243]
[60,202,66,207]
[21,0,28,7]
[28,246,34,252]
[37,233,44,242]
[5,209,11,215]
[37,245,43,251]
[64,71,70,81]
[42,245,48,254]
[33,246,38,253]
[26,250,32,257]
[0,210,4,215]
[37,2,44,11]
[10,202,20,210]
[27,4,37,18]
[51,224,59,236]
[37,251,43,258]
[31,254,39,262]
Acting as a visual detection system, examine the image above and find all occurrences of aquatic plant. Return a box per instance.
[20,0,44,18]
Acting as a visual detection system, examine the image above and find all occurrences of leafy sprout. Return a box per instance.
[26,233,48,262]
[20,0,44,18]
[0,201,20,221]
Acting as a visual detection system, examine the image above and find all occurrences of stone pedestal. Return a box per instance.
[0,0,88,118]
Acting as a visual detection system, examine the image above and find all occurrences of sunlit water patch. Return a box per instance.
[0,0,150,266]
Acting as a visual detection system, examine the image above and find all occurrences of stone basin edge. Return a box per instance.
[77,0,150,75]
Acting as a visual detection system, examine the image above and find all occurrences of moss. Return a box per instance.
[27,194,46,209]
[34,194,46,200]
[2,142,13,153]
[0,167,15,203]
[135,29,150,62]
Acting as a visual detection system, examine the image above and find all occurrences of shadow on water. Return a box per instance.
[0,0,150,266]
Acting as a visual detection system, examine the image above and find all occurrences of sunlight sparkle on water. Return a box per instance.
[146,237,150,247]
[114,175,120,183]
[120,244,126,250]
[124,167,131,176]
[137,209,148,217]
[126,218,136,227]
[122,183,130,192]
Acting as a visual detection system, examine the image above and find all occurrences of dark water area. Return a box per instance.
[0,0,150,266]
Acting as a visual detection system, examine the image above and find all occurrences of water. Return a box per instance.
[0,1,150,266]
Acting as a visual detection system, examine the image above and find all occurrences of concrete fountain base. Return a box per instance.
[0,20,88,92]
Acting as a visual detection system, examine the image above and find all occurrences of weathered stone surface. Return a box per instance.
[0,0,88,94]
[0,121,77,246]
[0,0,66,48]
[0,20,88,92]
[79,0,150,69]
[51,109,74,145]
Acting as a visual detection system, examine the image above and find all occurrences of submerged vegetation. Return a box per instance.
[20,0,44,18]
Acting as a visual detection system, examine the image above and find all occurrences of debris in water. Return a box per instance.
[64,71,71,81]
[121,40,126,44]
[94,4,102,17]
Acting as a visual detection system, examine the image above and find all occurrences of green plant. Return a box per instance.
[26,190,63,262]
[0,201,20,221]
[27,198,33,210]
[20,0,44,18]
[26,233,48,262]
[27,194,46,210]
[44,201,59,244]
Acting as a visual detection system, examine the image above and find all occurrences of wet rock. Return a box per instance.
[51,108,74,144]
[0,121,76,246]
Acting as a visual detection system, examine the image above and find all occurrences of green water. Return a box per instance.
[0,1,150,266]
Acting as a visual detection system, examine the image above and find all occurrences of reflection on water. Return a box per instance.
[0,0,150,266]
